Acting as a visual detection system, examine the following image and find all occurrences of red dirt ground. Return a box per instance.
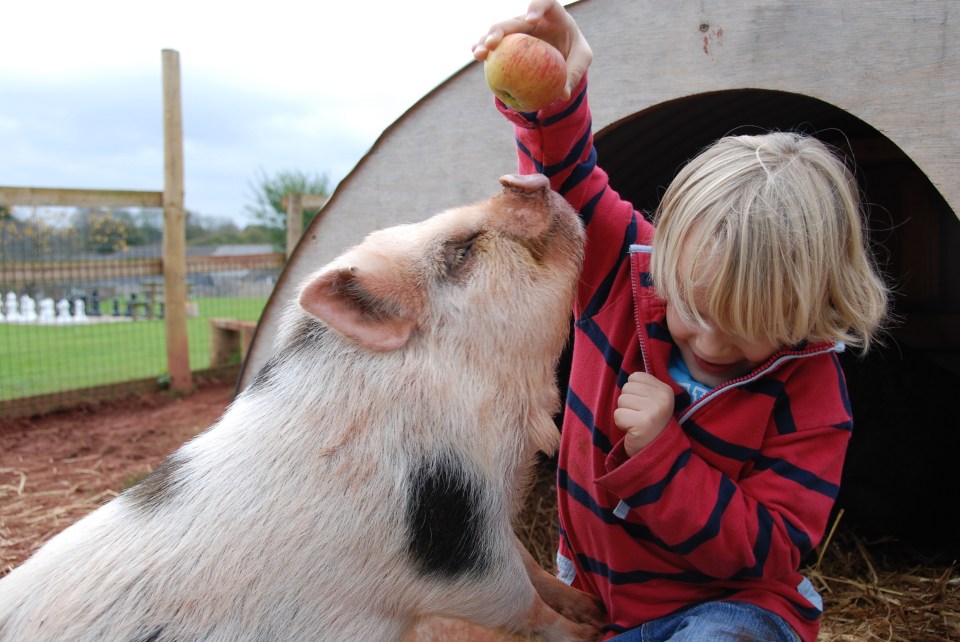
[1,379,236,574]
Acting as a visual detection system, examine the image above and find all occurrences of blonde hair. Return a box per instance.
[651,132,889,352]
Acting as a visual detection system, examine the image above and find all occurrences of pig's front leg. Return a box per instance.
[514,536,606,638]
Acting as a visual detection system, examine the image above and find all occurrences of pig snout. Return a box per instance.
[499,173,550,194]
[491,173,580,248]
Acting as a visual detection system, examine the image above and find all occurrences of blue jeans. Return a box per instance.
[608,601,800,641]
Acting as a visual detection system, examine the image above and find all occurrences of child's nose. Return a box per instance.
[695,329,733,359]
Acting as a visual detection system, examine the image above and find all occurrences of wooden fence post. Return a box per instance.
[162,49,192,393]
[285,192,303,260]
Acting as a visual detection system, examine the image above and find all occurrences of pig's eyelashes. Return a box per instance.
[443,233,479,275]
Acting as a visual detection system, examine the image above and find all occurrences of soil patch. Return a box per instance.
[1,380,233,571]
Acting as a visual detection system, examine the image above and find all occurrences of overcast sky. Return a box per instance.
[2,0,567,225]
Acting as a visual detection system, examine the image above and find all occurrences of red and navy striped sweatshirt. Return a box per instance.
[495,78,852,641]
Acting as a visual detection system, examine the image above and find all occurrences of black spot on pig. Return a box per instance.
[406,455,490,579]
[246,354,280,393]
[246,319,329,394]
[126,453,187,515]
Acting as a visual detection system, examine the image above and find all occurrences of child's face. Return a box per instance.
[663,229,780,387]
[665,299,779,388]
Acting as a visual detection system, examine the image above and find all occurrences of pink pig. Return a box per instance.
[0,174,603,641]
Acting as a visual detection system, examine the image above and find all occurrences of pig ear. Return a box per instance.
[298,268,416,351]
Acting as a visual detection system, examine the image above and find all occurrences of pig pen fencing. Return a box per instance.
[0,48,292,418]
[0,207,284,417]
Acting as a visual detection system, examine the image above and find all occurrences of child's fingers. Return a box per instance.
[622,372,667,395]
[475,0,572,58]
[626,371,656,384]
[613,407,648,432]
[523,0,555,24]
[619,374,674,423]
[617,392,646,412]
[472,28,504,60]
[491,18,527,39]
[563,39,593,98]
[474,0,591,99]
[472,11,535,59]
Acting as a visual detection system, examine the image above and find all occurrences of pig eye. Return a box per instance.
[444,233,478,275]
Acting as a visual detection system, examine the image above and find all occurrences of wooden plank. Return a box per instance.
[280,193,327,210]
[209,318,259,367]
[300,194,327,209]
[285,193,302,259]
[0,365,240,419]
[162,48,191,394]
[0,187,163,208]
[0,377,165,418]
[185,253,285,271]
[1,258,162,283]
[0,253,285,286]
[282,192,325,258]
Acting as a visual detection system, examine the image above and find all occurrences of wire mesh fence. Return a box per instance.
[0,207,284,417]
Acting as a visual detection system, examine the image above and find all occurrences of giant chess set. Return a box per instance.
[1,291,137,324]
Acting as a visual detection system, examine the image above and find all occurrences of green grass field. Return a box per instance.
[0,297,267,401]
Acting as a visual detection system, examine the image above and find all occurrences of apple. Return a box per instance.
[484,33,567,112]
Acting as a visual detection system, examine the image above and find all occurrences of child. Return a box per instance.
[473,2,890,641]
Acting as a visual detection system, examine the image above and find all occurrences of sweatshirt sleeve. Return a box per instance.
[596,352,853,582]
[494,75,653,317]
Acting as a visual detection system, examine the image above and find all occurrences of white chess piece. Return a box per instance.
[39,298,56,323]
[5,292,20,322]
[56,298,72,323]
[21,295,37,322]
[73,299,88,322]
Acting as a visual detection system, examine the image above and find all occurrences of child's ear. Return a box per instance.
[298,267,416,351]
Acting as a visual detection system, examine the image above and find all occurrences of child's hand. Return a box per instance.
[613,372,675,457]
[472,0,593,101]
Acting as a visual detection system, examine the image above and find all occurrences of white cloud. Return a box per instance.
[1,1,568,223]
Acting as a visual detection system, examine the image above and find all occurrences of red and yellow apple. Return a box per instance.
[484,33,567,112]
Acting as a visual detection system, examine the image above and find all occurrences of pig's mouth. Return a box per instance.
[528,210,584,268]
[522,236,549,263]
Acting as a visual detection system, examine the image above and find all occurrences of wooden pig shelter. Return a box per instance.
[240,1,960,625]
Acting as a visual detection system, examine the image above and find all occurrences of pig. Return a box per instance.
[0,173,603,641]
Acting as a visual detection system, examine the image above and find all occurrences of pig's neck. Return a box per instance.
[240,324,552,507]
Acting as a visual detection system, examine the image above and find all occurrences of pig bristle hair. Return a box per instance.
[0,182,589,641]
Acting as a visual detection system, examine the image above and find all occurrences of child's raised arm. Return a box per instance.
[472,0,592,101]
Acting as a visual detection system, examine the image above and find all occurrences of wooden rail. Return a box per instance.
[0,253,286,286]
[282,192,328,259]
[0,187,162,208]
[0,49,194,395]
[161,48,190,393]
